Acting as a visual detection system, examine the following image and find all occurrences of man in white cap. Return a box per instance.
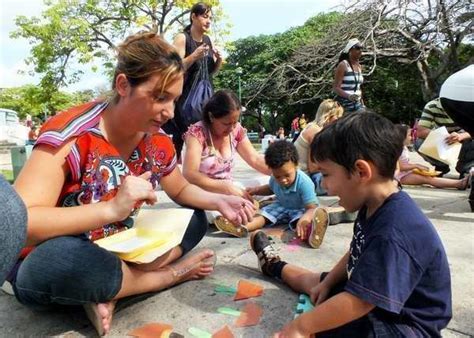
[440,64,474,211]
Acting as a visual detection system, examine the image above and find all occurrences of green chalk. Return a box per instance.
[217,307,242,317]
[188,327,212,338]
[214,285,237,294]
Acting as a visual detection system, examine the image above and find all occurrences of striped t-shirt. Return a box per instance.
[418,98,461,133]
[336,60,364,112]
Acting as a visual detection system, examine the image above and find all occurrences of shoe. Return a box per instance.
[435,166,451,177]
[214,216,248,238]
[308,208,329,249]
[325,206,357,225]
[250,231,281,277]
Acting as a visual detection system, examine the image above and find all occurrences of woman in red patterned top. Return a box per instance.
[12,32,255,335]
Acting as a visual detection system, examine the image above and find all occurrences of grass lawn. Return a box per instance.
[0,169,14,183]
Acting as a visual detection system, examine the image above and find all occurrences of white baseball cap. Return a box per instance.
[440,64,474,102]
[343,39,363,53]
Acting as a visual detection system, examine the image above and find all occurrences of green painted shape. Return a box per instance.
[187,327,212,338]
[217,307,241,317]
[214,285,237,294]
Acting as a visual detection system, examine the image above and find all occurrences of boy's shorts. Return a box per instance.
[259,202,305,228]
[317,272,417,338]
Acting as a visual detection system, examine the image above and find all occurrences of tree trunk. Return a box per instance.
[416,59,439,101]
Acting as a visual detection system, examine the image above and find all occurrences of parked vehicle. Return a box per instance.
[0,108,29,145]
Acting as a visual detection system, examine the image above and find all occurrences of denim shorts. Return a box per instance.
[259,202,304,227]
[13,234,123,309]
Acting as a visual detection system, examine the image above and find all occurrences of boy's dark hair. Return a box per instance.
[311,112,403,178]
[265,140,299,169]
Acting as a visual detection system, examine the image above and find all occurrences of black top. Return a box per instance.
[181,31,216,106]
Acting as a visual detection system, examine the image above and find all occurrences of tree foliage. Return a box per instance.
[0,85,95,119]
[216,0,472,132]
[255,0,472,105]
[11,0,222,114]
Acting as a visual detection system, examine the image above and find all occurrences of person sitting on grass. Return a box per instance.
[215,140,330,249]
[251,112,452,337]
[395,124,469,190]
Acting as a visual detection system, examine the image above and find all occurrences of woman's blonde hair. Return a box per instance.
[313,99,344,127]
[111,31,184,103]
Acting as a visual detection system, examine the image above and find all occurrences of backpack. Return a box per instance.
[182,57,213,126]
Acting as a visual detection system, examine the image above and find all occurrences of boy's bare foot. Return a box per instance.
[83,300,116,336]
[166,248,216,285]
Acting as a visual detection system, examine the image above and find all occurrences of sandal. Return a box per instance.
[214,216,248,238]
[308,208,329,249]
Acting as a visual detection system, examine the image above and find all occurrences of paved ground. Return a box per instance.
[0,151,472,337]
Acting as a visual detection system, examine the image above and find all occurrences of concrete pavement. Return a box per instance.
[0,152,472,337]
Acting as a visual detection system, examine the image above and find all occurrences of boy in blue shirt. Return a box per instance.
[216,140,326,245]
[251,113,452,337]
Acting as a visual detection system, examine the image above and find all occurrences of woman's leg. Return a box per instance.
[401,173,467,189]
[133,209,209,272]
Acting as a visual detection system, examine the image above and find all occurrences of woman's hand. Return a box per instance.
[216,195,256,225]
[192,44,210,60]
[348,94,360,102]
[106,171,157,221]
[213,48,222,61]
[309,280,331,305]
[224,182,253,201]
[246,186,259,196]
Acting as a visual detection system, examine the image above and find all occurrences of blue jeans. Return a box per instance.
[310,172,327,196]
[13,209,208,308]
[0,176,27,284]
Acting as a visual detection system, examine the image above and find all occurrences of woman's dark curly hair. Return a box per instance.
[264,140,299,169]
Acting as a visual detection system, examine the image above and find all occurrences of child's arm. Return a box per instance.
[275,291,375,337]
[246,184,273,196]
[296,204,317,240]
[310,251,349,304]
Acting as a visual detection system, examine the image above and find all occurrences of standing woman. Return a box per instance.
[163,2,223,159]
[333,38,365,114]
[12,32,254,336]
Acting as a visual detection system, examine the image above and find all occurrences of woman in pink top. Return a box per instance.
[183,90,270,198]
[395,124,468,189]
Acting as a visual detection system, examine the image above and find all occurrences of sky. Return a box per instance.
[0,0,342,92]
